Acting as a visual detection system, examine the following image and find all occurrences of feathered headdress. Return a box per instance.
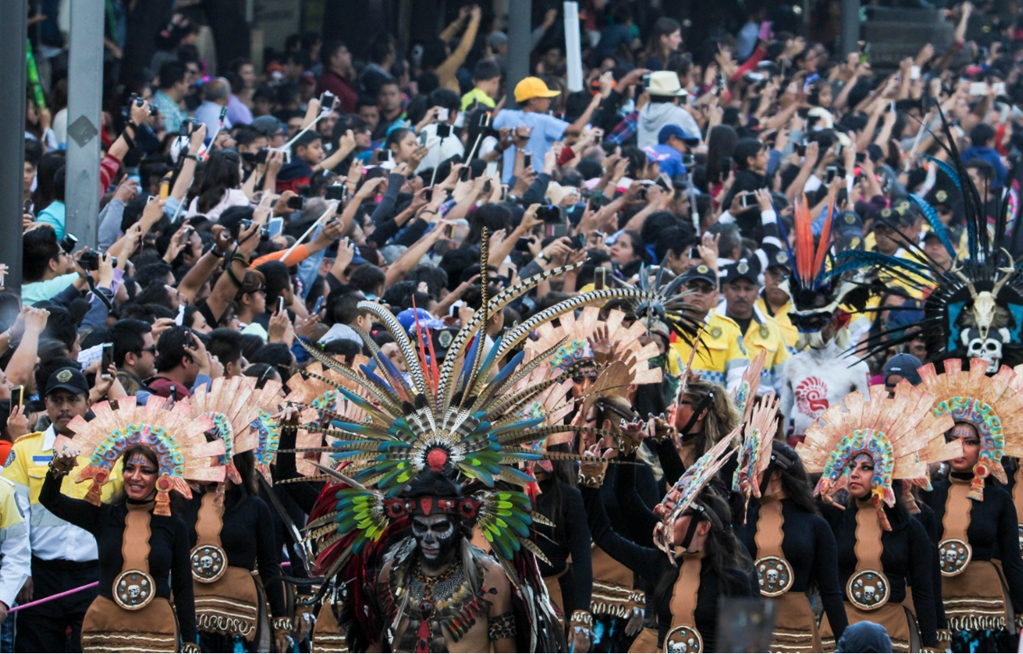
[294,239,655,578]
[615,263,705,343]
[796,382,959,529]
[732,350,767,424]
[781,192,862,349]
[916,358,1023,499]
[832,113,1023,369]
[188,376,282,485]
[731,392,780,512]
[64,396,226,515]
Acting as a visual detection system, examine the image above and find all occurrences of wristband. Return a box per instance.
[231,253,250,267]
[577,471,605,489]
[225,266,243,288]
[207,245,226,258]
[183,153,201,162]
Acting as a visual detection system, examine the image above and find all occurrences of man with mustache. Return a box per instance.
[3,367,121,652]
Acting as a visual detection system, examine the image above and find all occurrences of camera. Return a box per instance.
[436,123,452,139]
[325,184,347,201]
[79,248,117,271]
[59,233,79,254]
[241,220,271,242]
[682,154,696,168]
[824,165,846,184]
[794,142,807,157]
[256,149,270,165]
[536,205,564,224]
[129,94,157,117]
[739,193,757,210]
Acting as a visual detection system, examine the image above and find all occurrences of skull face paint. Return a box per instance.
[412,514,458,564]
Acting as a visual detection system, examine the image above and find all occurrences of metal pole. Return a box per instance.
[841,0,860,56]
[64,0,105,249]
[505,0,531,105]
[0,0,27,292]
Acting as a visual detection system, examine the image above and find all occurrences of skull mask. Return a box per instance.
[962,328,1008,373]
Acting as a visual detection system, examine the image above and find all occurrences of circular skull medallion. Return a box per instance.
[846,569,890,610]
[755,556,794,597]
[190,544,227,583]
[114,570,155,610]
[663,625,703,653]
[938,538,972,576]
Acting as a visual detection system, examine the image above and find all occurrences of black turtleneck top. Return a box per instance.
[738,498,848,640]
[580,484,756,652]
[534,476,593,614]
[924,473,1023,613]
[39,470,197,643]
[819,501,937,647]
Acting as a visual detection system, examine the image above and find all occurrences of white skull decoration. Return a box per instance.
[863,586,876,603]
[945,548,958,564]
[669,641,688,654]
[962,328,1009,373]
[200,555,214,570]
[766,569,778,585]
[127,584,141,599]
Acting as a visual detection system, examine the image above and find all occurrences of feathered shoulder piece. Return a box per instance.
[616,263,705,343]
[917,358,1023,499]
[731,392,780,512]
[64,396,226,515]
[524,306,662,386]
[654,432,737,559]
[796,382,958,529]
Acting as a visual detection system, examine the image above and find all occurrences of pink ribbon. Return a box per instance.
[9,582,99,613]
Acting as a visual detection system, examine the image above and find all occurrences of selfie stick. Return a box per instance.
[278,108,331,153]
[280,201,339,261]
[688,175,700,236]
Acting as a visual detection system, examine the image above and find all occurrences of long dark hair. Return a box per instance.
[535,444,576,543]
[227,450,260,503]
[110,444,160,506]
[196,150,242,213]
[652,488,752,621]
[764,442,820,516]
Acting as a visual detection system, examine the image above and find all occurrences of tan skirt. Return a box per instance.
[81,595,179,652]
[194,566,266,643]
[942,559,1015,632]
[769,591,822,653]
[820,601,920,652]
[311,600,348,653]
[627,626,659,653]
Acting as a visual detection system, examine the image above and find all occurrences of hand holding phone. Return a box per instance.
[100,343,114,380]
[277,296,285,314]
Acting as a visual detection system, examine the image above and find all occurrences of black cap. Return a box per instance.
[835,232,865,253]
[877,204,916,229]
[764,249,792,272]
[45,367,89,397]
[834,210,863,234]
[681,263,717,286]
[722,257,761,285]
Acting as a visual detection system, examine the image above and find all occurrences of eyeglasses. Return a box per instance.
[140,345,158,354]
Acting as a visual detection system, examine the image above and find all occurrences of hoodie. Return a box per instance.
[637,102,702,149]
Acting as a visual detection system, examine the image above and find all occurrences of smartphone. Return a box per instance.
[485,161,499,178]
[313,295,325,314]
[267,217,284,238]
[720,157,732,181]
[482,180,492,195]
[969,82,989,96]
[537,205,563,224]
[515,237,533,252]
[500,186,508,201]
[993,81,1006,96]
[319,90,336,111]
[595,267,606,291]
[459,167,470,183]
[10,385,23,409]
[642,73,652,89]
[423,188,433,202]
[435,107,449,123]
[522,152,532,169]
[378,149,392,163]
[911,65,921,80]
[277,296,285,314]
[287,195,305,211]
[418,130,428,147]
[479,111,492,128]
[825,165,844,184]
[325,184,347,201]
[256,149,270,165]
[100,343,114,379]
[739,192,756,209]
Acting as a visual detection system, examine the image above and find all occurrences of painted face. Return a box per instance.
[946,423,980,473]
[411,513,458,563]
[123,452,158,501]
[847,454,874,500]
[654,486,682,520]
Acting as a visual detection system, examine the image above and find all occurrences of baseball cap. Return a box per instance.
[681,264,717,286]
[396,308,445,336]
[658,124,700,145]
[46,367,89,397]
[487,32,508,50]
[645,71,687,98]
[514,77,560,103]
[764,249,792,272]
[251,115,285,138]
[882,353,923,386]
[834,211,863,234]
[722,258,761,285]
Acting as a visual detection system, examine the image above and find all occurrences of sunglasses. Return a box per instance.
[140,345,158,354]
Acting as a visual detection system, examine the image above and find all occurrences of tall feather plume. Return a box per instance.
[794,195,815,287]
[811,188,836,287]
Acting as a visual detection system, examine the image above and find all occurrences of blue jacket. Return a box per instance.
[961,145,1007,188]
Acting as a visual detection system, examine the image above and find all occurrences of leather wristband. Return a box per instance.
[577,471,605,489]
